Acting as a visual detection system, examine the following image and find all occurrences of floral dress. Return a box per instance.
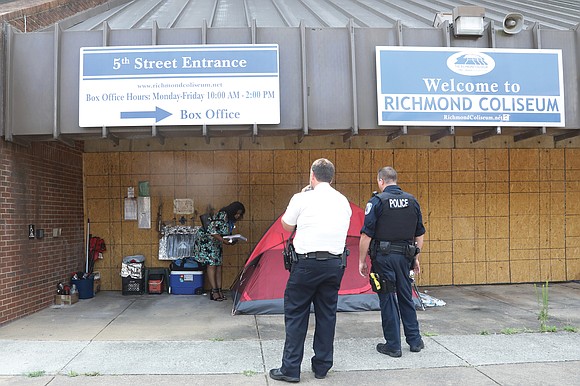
[194,211,231,266]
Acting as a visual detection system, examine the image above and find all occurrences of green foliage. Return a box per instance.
[536,280,554,332]
[243,370,257,376]
[84,372,100,376]
[210,337,224,341]
[66,370,79,377]
[501,327,523,335]
[563,325,578,333]
[423,331,438,337]
[25,370,45,378]
[479,330,490,335]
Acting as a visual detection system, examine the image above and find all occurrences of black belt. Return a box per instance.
[374,241,409,254]
[297,251,341,260]
[388,244,408,254]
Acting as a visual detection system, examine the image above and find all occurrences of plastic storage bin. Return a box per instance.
[169,271,204,295]
[148,274,164,294]
[122,276,144,295]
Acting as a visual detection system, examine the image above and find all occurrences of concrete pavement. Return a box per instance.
[0,282,579,385]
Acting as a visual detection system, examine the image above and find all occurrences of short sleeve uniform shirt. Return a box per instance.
[282,182,352,255]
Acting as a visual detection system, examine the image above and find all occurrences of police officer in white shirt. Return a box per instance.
[270,158,352,383]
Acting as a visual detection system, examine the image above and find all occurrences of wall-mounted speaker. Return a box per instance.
[503,13,524,34]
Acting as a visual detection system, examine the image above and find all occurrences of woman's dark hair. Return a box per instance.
[220,201,245,222]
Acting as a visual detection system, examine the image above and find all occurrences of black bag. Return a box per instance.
[199,213,212,230]
[170,257,204,271]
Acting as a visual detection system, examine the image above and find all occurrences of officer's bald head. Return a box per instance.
[311,158,335,183]
[378,167,397,184]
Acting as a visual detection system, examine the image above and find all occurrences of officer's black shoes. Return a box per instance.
[269,368,300,383]
[410,339,425,353]
[376,343,402,357]
[311,364,326,379]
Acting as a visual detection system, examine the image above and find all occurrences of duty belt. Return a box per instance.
[297,251,341,260]
[387,244,408,254]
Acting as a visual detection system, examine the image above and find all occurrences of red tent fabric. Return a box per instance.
[232,202,379,315]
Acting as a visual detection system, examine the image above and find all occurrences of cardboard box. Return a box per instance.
[170,271,204,295]
[55,293,79,305]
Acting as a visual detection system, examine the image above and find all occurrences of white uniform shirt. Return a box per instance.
[281,182,352,255]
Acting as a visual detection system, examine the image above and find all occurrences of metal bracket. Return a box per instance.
[387,126,407,142]
[514,127,546,142]
[57,137,76,148]
[251,123,259,143]
[202,124,210,144]
[297,132,305,143]
[430,127,455,142]
[554,130,580,142]
[473,126,501,143]
[101,126,119,145]
[152,125,165,145]
[343,131,354,142]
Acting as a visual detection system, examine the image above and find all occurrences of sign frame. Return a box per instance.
[79,44,280,127]
[376,46,565,127]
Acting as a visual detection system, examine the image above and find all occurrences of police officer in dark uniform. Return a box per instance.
[358,166,425,358]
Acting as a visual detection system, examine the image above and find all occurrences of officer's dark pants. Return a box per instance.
[280,258,344,378]
[373,252,422,351]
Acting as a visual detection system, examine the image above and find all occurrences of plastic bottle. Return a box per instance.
[70,284,77,295]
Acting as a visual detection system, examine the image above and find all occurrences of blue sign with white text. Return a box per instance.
[376,47,564,127]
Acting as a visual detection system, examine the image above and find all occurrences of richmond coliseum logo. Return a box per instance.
[446,51,495,76]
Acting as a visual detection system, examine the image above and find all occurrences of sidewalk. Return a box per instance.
[1,282,579,385]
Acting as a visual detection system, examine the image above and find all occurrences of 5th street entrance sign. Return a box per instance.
[79,44,279,127]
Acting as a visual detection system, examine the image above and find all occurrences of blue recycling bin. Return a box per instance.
[71,275,94,299]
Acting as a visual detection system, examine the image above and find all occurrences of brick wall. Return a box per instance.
[0,140,84,325]
[0,0,108,325]
[0,0,112,31]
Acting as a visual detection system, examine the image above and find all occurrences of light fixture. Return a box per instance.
[452,6,485,37]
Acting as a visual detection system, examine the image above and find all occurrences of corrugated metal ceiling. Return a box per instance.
[64,0,580,31]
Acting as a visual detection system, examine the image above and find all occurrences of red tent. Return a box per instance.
[231,202,379,315]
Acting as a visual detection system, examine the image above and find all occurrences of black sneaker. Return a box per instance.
[410,339,425,352]
[269,368,300,383]
[311,364,326,379]
[376,343,402,357]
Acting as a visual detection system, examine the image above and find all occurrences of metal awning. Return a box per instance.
[3,0,580,144]
[60,0,580,31]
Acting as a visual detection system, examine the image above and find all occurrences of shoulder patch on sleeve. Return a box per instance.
[365,202,373,215]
